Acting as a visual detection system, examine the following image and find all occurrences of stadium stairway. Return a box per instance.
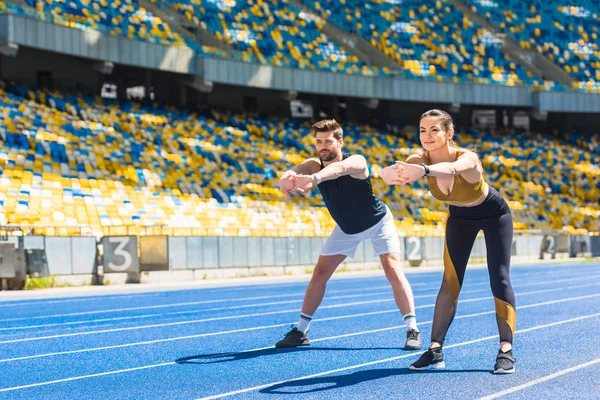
[448,0,574,87]
[142,0,230,51]
[301,0,544,86]
[286,0,402,69]
[463,0,600,92]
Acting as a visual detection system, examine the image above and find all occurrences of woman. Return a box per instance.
[381,109,516,374]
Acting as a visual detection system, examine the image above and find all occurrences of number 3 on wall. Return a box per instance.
[108,237,133,272]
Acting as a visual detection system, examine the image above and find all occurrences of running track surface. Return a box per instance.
[0,262,599,399]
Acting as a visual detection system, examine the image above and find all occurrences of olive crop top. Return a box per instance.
[422,151,486,204]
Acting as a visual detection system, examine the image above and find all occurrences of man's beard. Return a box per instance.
[319,149,337,162]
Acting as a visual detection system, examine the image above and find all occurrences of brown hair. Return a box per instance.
[312,119,343,140]
[420,109,459,148]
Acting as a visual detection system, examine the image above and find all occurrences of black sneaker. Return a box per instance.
[275,326,310,348]
[494,349,516,374]
[409,347,446,371]
[404,328,422,350]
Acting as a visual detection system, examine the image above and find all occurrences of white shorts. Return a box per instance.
[321,206,401,258]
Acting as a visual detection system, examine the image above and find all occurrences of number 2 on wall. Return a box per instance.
[407,237,421,260]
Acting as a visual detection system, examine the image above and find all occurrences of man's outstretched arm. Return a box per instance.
[293,155,368,192]
[313,154,368,183]
[279,158,321,196]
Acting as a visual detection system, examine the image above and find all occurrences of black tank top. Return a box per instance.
[317,154,387,234]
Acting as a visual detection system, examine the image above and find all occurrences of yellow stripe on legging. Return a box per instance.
[443,238,461,304]
[494,297,517,336]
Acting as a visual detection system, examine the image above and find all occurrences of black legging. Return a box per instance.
[431,186,516,346]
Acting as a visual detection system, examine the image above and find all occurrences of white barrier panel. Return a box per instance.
[247,237,262,267]
[233,237,249,268]
[3,233,587,276]
[260,237,276,267]
[218,237,235,268]
[364,239,377,261]
[24,236,45,249]
[286,238,298,266]
[186,237,203,269]
[202,237,219,268]
[352,240,365,262]
[423,237,444,260]
[45,237,73,275]
[472,237,487,258]
[273,238,287,266]
[298,238,312,266]
[169,237,187,270]
[312,237,325,263]
[515,236,544,256]
[71,237,97,274]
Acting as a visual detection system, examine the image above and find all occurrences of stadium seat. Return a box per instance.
[464,0,600,92]
[152,0,389,76]
[1,81,599,237]
[301,0,543,86]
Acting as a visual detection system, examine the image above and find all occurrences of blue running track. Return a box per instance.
[0,262,599,399]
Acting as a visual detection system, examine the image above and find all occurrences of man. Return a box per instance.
[276,119,421,350]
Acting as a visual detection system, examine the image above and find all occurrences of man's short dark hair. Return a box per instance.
[312,119,343,140]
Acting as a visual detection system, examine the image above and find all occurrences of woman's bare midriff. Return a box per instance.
[446,181,490,208]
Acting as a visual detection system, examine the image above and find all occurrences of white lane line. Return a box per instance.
[0,280,393,307]
[478,358,600,399]
[1,304,597,394]
[0,298,400,345]
[0,290,393,332]
[0,362,178,392]
[0,279,475,323]
[175,290,600,364]
[0,261,594,309]
[0,281,500,333]
[1,265,591,320]
[0,281,600,345]
[0,285,393,323]
[3,277,598,345]
[3,271,596,334]
[0,293,164,307]
[197,312,600,399]
[1,288,598,365]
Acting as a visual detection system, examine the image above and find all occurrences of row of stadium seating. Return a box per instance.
[2,0,388,76]
[3,82,598,237]
[19,0,186,46]
[0,81,336,236]
[0,0,225,56]
[301,0,543,86]
[4,0,600,91]
[456,129,600,230]
[2,0,582,88]
[151,0,392,76]
[464,0,600,93]
[552,129,600,156]
[226,113,600,233]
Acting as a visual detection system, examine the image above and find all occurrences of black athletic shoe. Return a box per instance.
[409,347,446,371]
[275,326,310,348]
[494,349,516,374]
[404,328,422,350]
